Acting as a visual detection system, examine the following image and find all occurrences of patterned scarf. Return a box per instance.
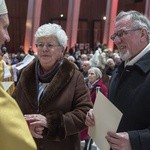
[35,59,63,83]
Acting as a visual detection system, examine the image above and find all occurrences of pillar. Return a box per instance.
[145,0,150,20]
[66,0,81,51]
[24,0,42,53]
[103,0,118,50]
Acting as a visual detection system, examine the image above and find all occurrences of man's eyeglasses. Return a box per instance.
[110,28,141,41]
[36,43,60,50]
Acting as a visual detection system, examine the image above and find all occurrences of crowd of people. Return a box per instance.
[1,0,150,149]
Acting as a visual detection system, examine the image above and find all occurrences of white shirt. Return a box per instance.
[126,43,150,66]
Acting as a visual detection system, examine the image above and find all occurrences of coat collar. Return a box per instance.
[116,50,150,75]
[134,50,150,74]
[19,58,75,111]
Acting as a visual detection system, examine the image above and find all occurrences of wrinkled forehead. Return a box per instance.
[82,62,90,67]
[114,16,133,31]
[36,35,59,43]
[88,69,95,74]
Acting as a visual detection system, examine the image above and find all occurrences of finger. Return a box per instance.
[24,114,40,119]
[107,131,120,139]
[88,109,94,119]
[36,131,43,135]
[85,115,95,126]
[106,136,120,150]
[34,127,44,132]
[34,127,44,135]
[25,118,39,123]
[106,135,119,144]
[30,121,45,127]
[32,131,43,138]
[29,125,43,138]
[85,119,94,126]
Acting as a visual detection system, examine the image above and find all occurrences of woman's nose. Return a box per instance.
[42,45,49,51]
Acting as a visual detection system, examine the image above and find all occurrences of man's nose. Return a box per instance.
[113,36,122,45]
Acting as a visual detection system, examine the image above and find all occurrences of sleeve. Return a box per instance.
[128,128,150,150]
[0,87,37,150]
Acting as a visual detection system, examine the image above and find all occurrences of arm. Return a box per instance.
[128,128,150,150]
[0,87,37,150]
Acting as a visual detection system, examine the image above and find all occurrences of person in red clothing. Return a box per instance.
[88,67,108,103]
[80,67,108,150]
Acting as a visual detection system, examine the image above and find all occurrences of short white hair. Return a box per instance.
[35,23,68,49]
[88,67,102,79]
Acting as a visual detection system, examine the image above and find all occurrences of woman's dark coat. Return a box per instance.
[12,58,93,150]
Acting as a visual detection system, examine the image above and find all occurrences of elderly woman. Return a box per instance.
[88,67,108,102]
[12,23,93,150]
[80,67,108,149]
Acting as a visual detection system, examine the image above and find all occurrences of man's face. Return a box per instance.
[112,16,145,61]
[0,14,10,48]
[82,61,91,73]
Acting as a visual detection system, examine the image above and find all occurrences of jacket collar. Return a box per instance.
[135,50,150,74]
[19,58,75,111]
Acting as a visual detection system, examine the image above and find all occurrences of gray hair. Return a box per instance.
[116,10,150,41]
[88,67,102,79]
[67,55,75,62]
[35,23,68,49]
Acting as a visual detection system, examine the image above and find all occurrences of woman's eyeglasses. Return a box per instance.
[36,43,60,50]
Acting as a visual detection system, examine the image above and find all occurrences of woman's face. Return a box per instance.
[36,36,64,72]
[88,69,97,84]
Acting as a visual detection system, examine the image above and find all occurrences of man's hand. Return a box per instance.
[105,131,132,150]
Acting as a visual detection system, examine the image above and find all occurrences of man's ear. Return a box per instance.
[141,28,148,41]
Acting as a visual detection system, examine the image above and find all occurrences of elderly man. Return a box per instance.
[85,10,150,150]
[0,0,36,149]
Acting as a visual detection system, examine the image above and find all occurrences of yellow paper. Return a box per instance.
[88,91,123,150]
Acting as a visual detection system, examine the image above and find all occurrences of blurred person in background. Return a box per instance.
[81,67,108,150]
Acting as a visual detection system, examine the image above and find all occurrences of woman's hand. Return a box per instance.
[85,109,95,127]
[24,114,48,138]
[29,124,44,138]
[24,114,48,128]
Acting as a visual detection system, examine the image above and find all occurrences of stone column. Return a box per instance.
[145,0,150,20]
[66,0,81,51]
[24,0,42,53]
[103,0,118,50]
